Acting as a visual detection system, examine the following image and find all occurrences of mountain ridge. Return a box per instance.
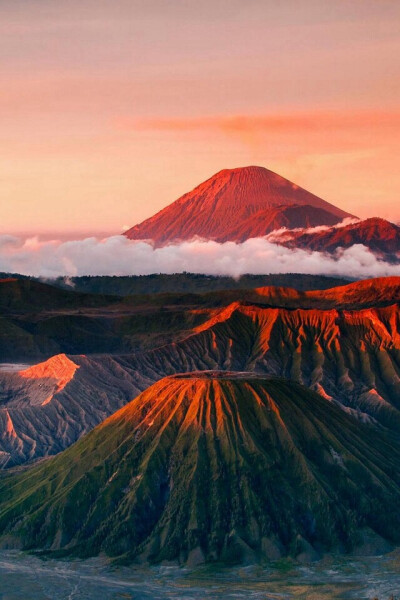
[125,166,353,244]
[1,276,400,466]
[277,217,400,262]
[1,374,399,565]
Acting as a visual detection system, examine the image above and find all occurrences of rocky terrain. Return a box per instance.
[0,354,147,467]
[1,373,399,565]
[1,276,400,467]
[0,275,389,363]
[1,550,400,599]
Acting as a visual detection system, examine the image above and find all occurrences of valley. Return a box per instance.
[0,551,399,599]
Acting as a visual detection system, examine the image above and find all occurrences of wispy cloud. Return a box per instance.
[115,110,400,136]
[265,217,360,243]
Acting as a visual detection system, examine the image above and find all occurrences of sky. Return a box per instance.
[1,0,399,237]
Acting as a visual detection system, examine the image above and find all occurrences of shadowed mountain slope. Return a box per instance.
[1,277,400,467]
[0,354,148,468]
[278,217,400,262]
[1,374,399,565]
[125,166,352,244]
[0,276,396,363]
[254,276,400,308]
[224,204,341,242]
[0,277,211,361]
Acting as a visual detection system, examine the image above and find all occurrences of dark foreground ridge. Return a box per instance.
[1,374,400,566]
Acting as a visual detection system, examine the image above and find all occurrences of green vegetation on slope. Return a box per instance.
[0,374,399,565]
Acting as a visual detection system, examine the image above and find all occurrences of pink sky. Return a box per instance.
[1,0,399,236]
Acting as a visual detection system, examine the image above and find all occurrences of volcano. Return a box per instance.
[1,373,399,564]
[124,166,353,244]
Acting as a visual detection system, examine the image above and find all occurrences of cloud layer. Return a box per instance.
[0,234,399,280]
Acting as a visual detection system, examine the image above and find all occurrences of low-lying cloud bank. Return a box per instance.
[0,234,399,279]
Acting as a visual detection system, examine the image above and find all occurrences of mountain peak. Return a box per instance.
[215,164,268,174]
[124,166,353,245]
[2,373,400,564]
[19,354,79,406]
[19,353,79,381]
[213,165,279,179]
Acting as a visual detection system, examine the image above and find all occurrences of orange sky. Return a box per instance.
[1,0,399,236]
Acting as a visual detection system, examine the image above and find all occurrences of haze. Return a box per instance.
[1,0,399,236]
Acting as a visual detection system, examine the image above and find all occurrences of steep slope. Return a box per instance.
[18,354,80,406]
[225,204,342,242]
[0,354,149,468]
[1,374,399,565]
[125,166,352,244]
[279,217,400,262]
[124,300,400,429]
[1,277,400,466]
[0,356,82,466]
[2,275,388,364]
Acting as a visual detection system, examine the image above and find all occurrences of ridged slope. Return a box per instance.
[280,217,400,261]
[0,354,147,468]
[1,374,399,565]
[254,276,400,308]
[224,204,341,242]
[3,276,396,365]
[125,166,352,244]
[153,301,400,428]
[19,354,79,406]
[1,277,400,467]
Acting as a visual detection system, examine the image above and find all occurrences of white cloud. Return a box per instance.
[0,234,399,280]
[264,217,360,243]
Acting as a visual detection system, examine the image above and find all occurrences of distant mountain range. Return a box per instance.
[124,165,400,262]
